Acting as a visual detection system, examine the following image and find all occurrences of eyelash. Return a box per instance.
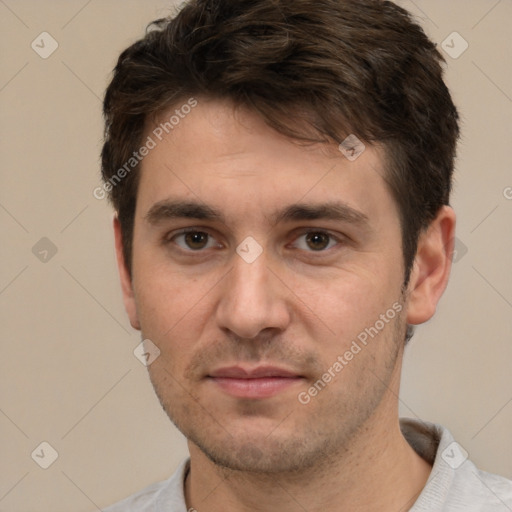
[166,228,344,254]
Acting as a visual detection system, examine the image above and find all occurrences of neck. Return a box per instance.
[184,410,432,512]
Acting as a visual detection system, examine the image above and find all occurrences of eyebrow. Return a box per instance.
[145,200,222,224]
[270,202,369,227]
[144,199,370,228]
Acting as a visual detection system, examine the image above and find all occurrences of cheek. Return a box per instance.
[132,243,215,326]
[290,267,400,344]
[132,267,214,361]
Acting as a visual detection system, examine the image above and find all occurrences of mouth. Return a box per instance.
[207,366,305,399]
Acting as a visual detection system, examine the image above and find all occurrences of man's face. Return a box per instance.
[124,98,409,472]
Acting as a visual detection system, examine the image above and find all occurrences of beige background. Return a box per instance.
[0,1,511,511]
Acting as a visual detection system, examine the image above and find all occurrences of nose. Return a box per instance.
[215,249,291,340]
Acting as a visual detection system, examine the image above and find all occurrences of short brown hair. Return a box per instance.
[101,0,459,285]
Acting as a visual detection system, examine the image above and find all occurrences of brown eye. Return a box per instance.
[169,229,222,253]
[305,232,331,251]
[183,231,209,250]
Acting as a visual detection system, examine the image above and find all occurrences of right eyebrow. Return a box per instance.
[144,200,225,225]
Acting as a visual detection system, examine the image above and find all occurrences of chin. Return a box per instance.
[188,428,338,474]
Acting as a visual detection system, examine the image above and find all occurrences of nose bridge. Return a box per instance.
[232,251,269,300]
[215,246,289,338]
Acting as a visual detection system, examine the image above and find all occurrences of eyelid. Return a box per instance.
[167,226,212,239]
[164,227,222,250]
[288,229,344,252]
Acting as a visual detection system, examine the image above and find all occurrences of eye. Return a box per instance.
[171,230,220,251]
[292,231,340,252]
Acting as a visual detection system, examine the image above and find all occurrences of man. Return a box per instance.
[100,0,512,510]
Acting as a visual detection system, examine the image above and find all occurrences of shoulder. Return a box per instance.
[401,418,512,511]
[102,458,190,512]
[448,462,512,511]
[103,479,168,512]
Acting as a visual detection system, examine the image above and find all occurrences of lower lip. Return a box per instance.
[209,377,303,399]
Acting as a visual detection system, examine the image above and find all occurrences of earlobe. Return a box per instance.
[113,216,141,330]
[405,206,456,325]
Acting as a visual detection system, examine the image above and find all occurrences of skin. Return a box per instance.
[114,98,456,511]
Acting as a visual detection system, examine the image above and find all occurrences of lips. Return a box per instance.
[208,366,304,399]
[209,366,300,379]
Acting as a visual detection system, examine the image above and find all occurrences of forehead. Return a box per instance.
[136,98,397,229]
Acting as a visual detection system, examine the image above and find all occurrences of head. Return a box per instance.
[101,0,459,473]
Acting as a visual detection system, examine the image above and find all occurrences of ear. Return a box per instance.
[113,216,141,330]
[405,206,456,325]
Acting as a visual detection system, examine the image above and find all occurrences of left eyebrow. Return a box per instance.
[268,201,370,229]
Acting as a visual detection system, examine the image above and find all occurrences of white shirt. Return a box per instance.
[103,418,512,511]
